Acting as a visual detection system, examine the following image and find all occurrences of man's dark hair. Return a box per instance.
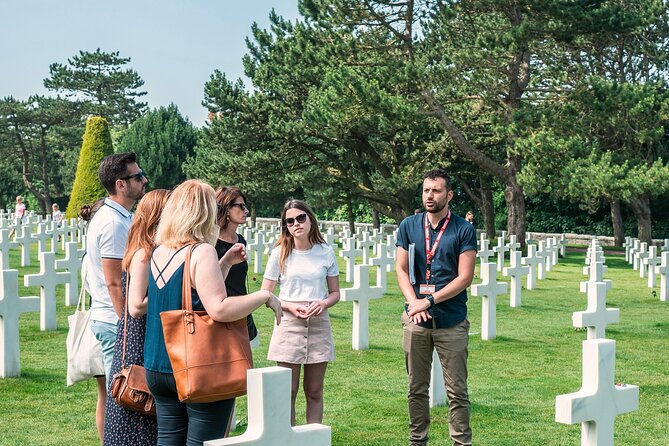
[423,168,451,189]
[99,152,137,194]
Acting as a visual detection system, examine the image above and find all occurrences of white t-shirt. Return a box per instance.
[264,243,339,302]
[85,197,133,324]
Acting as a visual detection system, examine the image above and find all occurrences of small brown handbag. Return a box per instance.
[109,274,156,416]
[160,243,253,404]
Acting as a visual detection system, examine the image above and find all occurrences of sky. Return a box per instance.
[0,1,300,127]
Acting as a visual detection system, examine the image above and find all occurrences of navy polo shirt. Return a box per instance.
[396,211,477,328]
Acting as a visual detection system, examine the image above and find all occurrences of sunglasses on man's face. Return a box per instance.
[284,213,307,226]
[121,170,148,182]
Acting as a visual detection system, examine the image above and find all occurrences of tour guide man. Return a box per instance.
[396,168,477,446]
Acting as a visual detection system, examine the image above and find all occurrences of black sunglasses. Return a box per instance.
[284,213,308,226]
[231,202,248,211]
[120,170,148,182]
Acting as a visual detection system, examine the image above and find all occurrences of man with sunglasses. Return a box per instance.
[83,152,148,436]
[396,169,477,446]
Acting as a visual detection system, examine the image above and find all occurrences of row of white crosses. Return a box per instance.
[623,236,669,301]
[471,232,564,341]
[1,225,85,377]
[555,239,639,446]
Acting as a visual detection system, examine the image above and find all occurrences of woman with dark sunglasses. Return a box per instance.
[261,199,340,426]
[215,187,258,343]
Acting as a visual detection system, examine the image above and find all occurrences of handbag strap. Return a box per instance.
[77,266,88,312]
[121,271,131,369]
[181,243,202,332]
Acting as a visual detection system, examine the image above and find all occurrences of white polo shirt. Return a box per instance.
[85,197,133,324]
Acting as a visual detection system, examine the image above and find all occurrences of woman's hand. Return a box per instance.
[265,293,283,325]
[303,300,327,318]
[220,243,248,268]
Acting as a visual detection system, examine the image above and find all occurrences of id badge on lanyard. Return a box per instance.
[420,211,451,295]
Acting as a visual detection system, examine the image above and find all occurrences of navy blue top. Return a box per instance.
[144,261,204,373]
[396,211,477,328]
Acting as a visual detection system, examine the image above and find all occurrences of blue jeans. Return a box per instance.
[91,320,117,381]
[146,370,234,446]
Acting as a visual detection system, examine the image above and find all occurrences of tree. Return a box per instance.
[190,11,442,223]
[44,49,147,126]
[66,117,114,218]
[116,104,197,190]
[0,96,83,215]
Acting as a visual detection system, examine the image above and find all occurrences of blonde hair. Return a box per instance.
[155,180,219,248]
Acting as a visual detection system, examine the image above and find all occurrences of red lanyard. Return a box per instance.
[424,211,451,283]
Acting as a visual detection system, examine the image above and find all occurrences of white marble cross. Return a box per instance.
[206,367,331,445]
[507,235,520,255]
[548,237,560,267]
[555,339,639,446]
[536,241,548,280]
[558,234,567,257]
[623,237,632,263]
[522,244,541,290]
[503,251,529,308]
[574,280,619,340]
[339,238,361,283]
[429,349,446,408]
[628,240,640,267]
[471,262,507,340]
[369,243,394,294]
[356,232,375,265]
[33,223,51,254]
[0,268,40,377]
[634,242,647,273]
[247,231,266,274]
[493,236,509,272]
[643,245,661,288]
[55,242,84,306]
[657,251,669,302]
[24,251,68,331]
[340,264,384,350]
[477,238,494,266]
[13,223,34,267]
[0,229,17,270]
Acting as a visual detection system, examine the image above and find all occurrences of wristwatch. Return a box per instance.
[426,295,435,307]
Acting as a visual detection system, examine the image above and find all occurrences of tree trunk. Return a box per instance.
[628,195,652,243]
[504,170,526,244]
[371,208,380,229]
[250,205,257,227]
[347,195,355,233]
[607,197,624,246]
[480,178,495,239]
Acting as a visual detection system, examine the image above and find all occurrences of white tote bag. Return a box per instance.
[66,268,105,386]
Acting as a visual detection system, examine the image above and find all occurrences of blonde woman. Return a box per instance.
[261,199,340,425]
[129,179,281,445]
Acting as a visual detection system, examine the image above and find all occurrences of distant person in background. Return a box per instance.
[465,211,475,226]
[262,199,340,426]
[52,203,64,227]
[9,195,26,237]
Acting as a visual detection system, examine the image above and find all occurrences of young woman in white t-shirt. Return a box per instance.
[262,199,340,425]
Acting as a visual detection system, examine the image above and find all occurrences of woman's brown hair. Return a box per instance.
[275,199,325,273]
[215,186,248,230]
[122,189,171,271]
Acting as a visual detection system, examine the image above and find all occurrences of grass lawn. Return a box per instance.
[0,243,667,445]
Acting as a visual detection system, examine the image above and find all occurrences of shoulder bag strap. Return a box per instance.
[121,272,130,369]
[181,242,205,312]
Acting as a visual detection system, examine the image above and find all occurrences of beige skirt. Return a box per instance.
[267,304,335,364]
